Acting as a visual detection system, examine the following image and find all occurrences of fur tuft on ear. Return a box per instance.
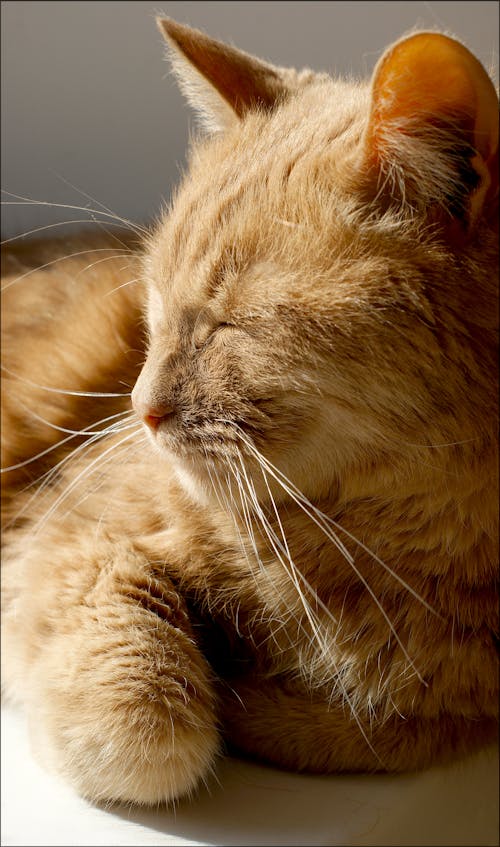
[362,32,499,229]
[157,17,294,133]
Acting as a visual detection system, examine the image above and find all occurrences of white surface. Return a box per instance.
[2,705,498,846]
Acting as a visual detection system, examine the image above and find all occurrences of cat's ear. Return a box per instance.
[362,32,499,229]
[157,17,291,133]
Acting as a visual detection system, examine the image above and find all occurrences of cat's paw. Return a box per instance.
[25,595,219,805]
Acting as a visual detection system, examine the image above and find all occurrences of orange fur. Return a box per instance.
[1,20,498,805]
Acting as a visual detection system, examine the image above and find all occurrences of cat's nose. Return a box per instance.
[142,405,174,431]
[131,388,174,431]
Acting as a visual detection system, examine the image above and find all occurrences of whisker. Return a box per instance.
[32,428,143,536]
[3,427,119,529]
[242,438,427,684]
[201,448,230,515]
[1,247,135,291]
[204,453,287,628]
[72,253,135,282]
[228,458,311,649]
[1,431,80,475]
[48,170,146,248]
[234,456,325,649]
[104,277,143,297]
[225,458,267,577]
[225,460,300,649]
[14,403,135,438]
[221,422,435,688]
[0,418,134,475]
[227,421,439,618]
[321,514,441,619]
[1,190,149,235]
[1,219,138,246]
[60,434,149,527]
[394,437,479,449]
[230,452,384,764]
[1,366,131,397]
[3,413,137,528]
[247,455,342,632]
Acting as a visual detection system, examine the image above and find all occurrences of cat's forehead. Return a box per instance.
[190,77,368,184]
[147,77,368,303]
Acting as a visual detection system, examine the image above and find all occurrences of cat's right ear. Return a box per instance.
[157,17,291,133]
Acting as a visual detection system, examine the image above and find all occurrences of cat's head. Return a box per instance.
[132,18,498,504]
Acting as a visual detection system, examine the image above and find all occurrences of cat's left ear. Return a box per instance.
[362,32,499,229]
[157,17,294,133]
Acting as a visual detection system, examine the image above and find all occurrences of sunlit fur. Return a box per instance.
[1,21,498,806]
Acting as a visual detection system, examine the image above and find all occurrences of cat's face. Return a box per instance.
[131,21,498,504]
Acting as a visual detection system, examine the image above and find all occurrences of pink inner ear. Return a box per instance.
[366,33,499,167]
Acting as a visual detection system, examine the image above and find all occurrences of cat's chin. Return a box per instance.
[146,425,242,506]
[173,462,213,506]
[157,439,278,511]
[151,437,219,507]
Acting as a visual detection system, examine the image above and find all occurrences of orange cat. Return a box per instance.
[1,18,498,806]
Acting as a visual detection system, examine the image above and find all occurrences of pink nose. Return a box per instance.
[142,408,173,431]
[132,391,174,431]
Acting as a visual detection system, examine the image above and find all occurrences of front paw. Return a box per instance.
[26,616,219,805]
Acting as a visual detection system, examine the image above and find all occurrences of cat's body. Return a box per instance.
[1,20,498,805]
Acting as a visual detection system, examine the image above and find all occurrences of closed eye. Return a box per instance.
[193,321,234,350]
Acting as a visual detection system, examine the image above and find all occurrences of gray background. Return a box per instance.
[2,1,498,239]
